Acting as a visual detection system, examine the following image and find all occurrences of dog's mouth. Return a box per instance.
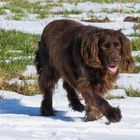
[108,65,118,74]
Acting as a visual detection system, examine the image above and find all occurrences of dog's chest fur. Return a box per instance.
[77,68,119,95]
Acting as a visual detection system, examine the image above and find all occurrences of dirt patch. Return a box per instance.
[124,16,140,22]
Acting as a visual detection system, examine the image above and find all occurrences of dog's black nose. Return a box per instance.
[110,57,120,64]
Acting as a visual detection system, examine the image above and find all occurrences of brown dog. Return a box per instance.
[35,19,134,122]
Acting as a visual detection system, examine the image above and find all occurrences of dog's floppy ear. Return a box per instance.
[119,32,134,72]
[81,33,101,68]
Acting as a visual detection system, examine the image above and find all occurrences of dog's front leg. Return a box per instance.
[81,92,122,122]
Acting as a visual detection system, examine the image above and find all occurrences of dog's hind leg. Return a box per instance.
[38,69,54,116]
[63,81,85,112]
[35,42,59,116]
[38,66,59,116]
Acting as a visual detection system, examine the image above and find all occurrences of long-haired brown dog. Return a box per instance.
[35,19,134,122]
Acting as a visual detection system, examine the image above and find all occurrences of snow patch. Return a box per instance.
[132,51,140,57]
[117,73,140,90]
[1,88,140,140]
[22,65,37,78]
[109,89,127,98]
[8,78,37,86]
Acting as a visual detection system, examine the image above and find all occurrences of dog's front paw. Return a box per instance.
[70,102,85,112]
[85,107,103,121]
[104,107,122,122]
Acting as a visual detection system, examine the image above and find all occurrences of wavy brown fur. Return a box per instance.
[35,19,134,122]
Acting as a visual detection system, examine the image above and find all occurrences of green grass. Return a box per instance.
[0,29,40,79]
[101,8,123,13]
[129,33,140,38]
[36,10,49,19]
[125,10,140,14]
[1,1,59,20]
[2,0,140,3]
[131,39,140,51]
[3,4,23,13]
[1,0,139,21]
[4,0,139,3]
[0,7,6,15]
[3,2,39,14]
[135,56,140,62]
[49,0,140,2]
[7,13,27,20]
[33,0,140,2]
[133,66,140,73]
[0,29,39,54]
[125,87,140,97]
[90,0,140,2]
[101,8,140,14]
[1,0,139,3]
[131,55,140,73]
[133,23,140,36]
[0,29,40,95]
[134,24,140,30]
[54,9,82,15]
[114,86,140,97]
[107,95,124,100]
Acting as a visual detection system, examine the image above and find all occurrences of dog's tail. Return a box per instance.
[34,41,43,75]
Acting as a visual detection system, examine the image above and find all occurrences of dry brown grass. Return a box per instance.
[0,80,39,96]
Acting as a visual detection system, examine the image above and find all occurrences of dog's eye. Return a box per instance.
[114,42,121,49]
[114,42,119,46]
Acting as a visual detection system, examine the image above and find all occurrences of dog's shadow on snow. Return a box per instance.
[0,99,39,116]
[50,110,83,122]
[0,98,83,122]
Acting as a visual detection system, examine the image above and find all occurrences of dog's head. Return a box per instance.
[81,28,134,74]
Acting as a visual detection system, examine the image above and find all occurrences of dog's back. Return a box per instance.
[35,20,83,80]
[42,19,82,42]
